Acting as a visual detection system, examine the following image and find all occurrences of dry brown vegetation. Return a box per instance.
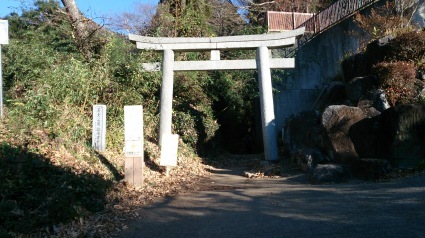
[372,61,417,106]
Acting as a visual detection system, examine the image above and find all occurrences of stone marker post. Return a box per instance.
[124,105,144,187]
[92,105,106,151]
[160,134,179,176]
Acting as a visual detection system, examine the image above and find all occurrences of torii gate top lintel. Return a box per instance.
[129,27,305,51]
[128,28,304,162]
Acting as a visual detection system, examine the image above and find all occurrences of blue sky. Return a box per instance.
[0,0,159,19]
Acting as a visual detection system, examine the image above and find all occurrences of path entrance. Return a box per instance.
[129,28,305,161]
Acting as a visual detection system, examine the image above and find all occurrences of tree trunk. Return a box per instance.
[61,0,91,59]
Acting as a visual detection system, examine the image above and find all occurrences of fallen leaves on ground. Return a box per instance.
[0,122,214,238]
[42,140,215,237]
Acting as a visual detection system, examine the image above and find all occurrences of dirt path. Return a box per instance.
[118,167,425,238]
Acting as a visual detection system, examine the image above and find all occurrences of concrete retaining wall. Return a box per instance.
[274,14,362,131]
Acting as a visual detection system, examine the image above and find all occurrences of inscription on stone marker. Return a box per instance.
[124,106,143,157]
[0,20,9,45]
[92,105,106,151]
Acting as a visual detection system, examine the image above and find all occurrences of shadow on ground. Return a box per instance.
[0,143,113,236]
[119,167,425,238]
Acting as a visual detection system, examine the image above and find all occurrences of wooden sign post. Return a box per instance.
[0,20,9,118]
[92,105,106,151]
[124,105,144,187]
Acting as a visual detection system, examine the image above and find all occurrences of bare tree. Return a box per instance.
[107,3,157,34]
[60,0,91,59]
[395,0,420,26]
[209,0,245,36]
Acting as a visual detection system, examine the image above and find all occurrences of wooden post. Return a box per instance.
[124,105,144,187]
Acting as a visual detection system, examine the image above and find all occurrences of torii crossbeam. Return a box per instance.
[129,28,304,161]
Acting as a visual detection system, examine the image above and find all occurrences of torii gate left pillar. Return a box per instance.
[159,49,174,146]
[129,28,304,161]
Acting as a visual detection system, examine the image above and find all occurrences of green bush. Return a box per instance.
[0,0,261,235]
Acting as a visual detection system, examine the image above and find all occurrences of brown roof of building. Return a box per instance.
[267,11,313,32]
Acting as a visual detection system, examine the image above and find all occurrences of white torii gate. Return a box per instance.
[129,28,304,161]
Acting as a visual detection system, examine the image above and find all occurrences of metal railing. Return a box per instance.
[300,0,377,34]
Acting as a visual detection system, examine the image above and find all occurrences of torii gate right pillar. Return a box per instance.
[257,46,278,161]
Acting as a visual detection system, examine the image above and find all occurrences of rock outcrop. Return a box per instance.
[352,159,391,180]
[284,35,425,184]
[321,105,366,163]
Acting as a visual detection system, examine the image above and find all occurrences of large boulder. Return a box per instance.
[371,89,391,112]
[416,68,425,80]
[285,110,324,151]
[380,104,425,167]
[364,35,395,65]
[292,147,329,172]
[352,159,391,180]
[313,81,347,111]
[414,79,425,99]
[350,103,425,167]
[341,36,394,81]
[349,116,381,158]
[346,76,379,104]
[307,164,346,184]
[341,52,368,82]
[321,105,367,163]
